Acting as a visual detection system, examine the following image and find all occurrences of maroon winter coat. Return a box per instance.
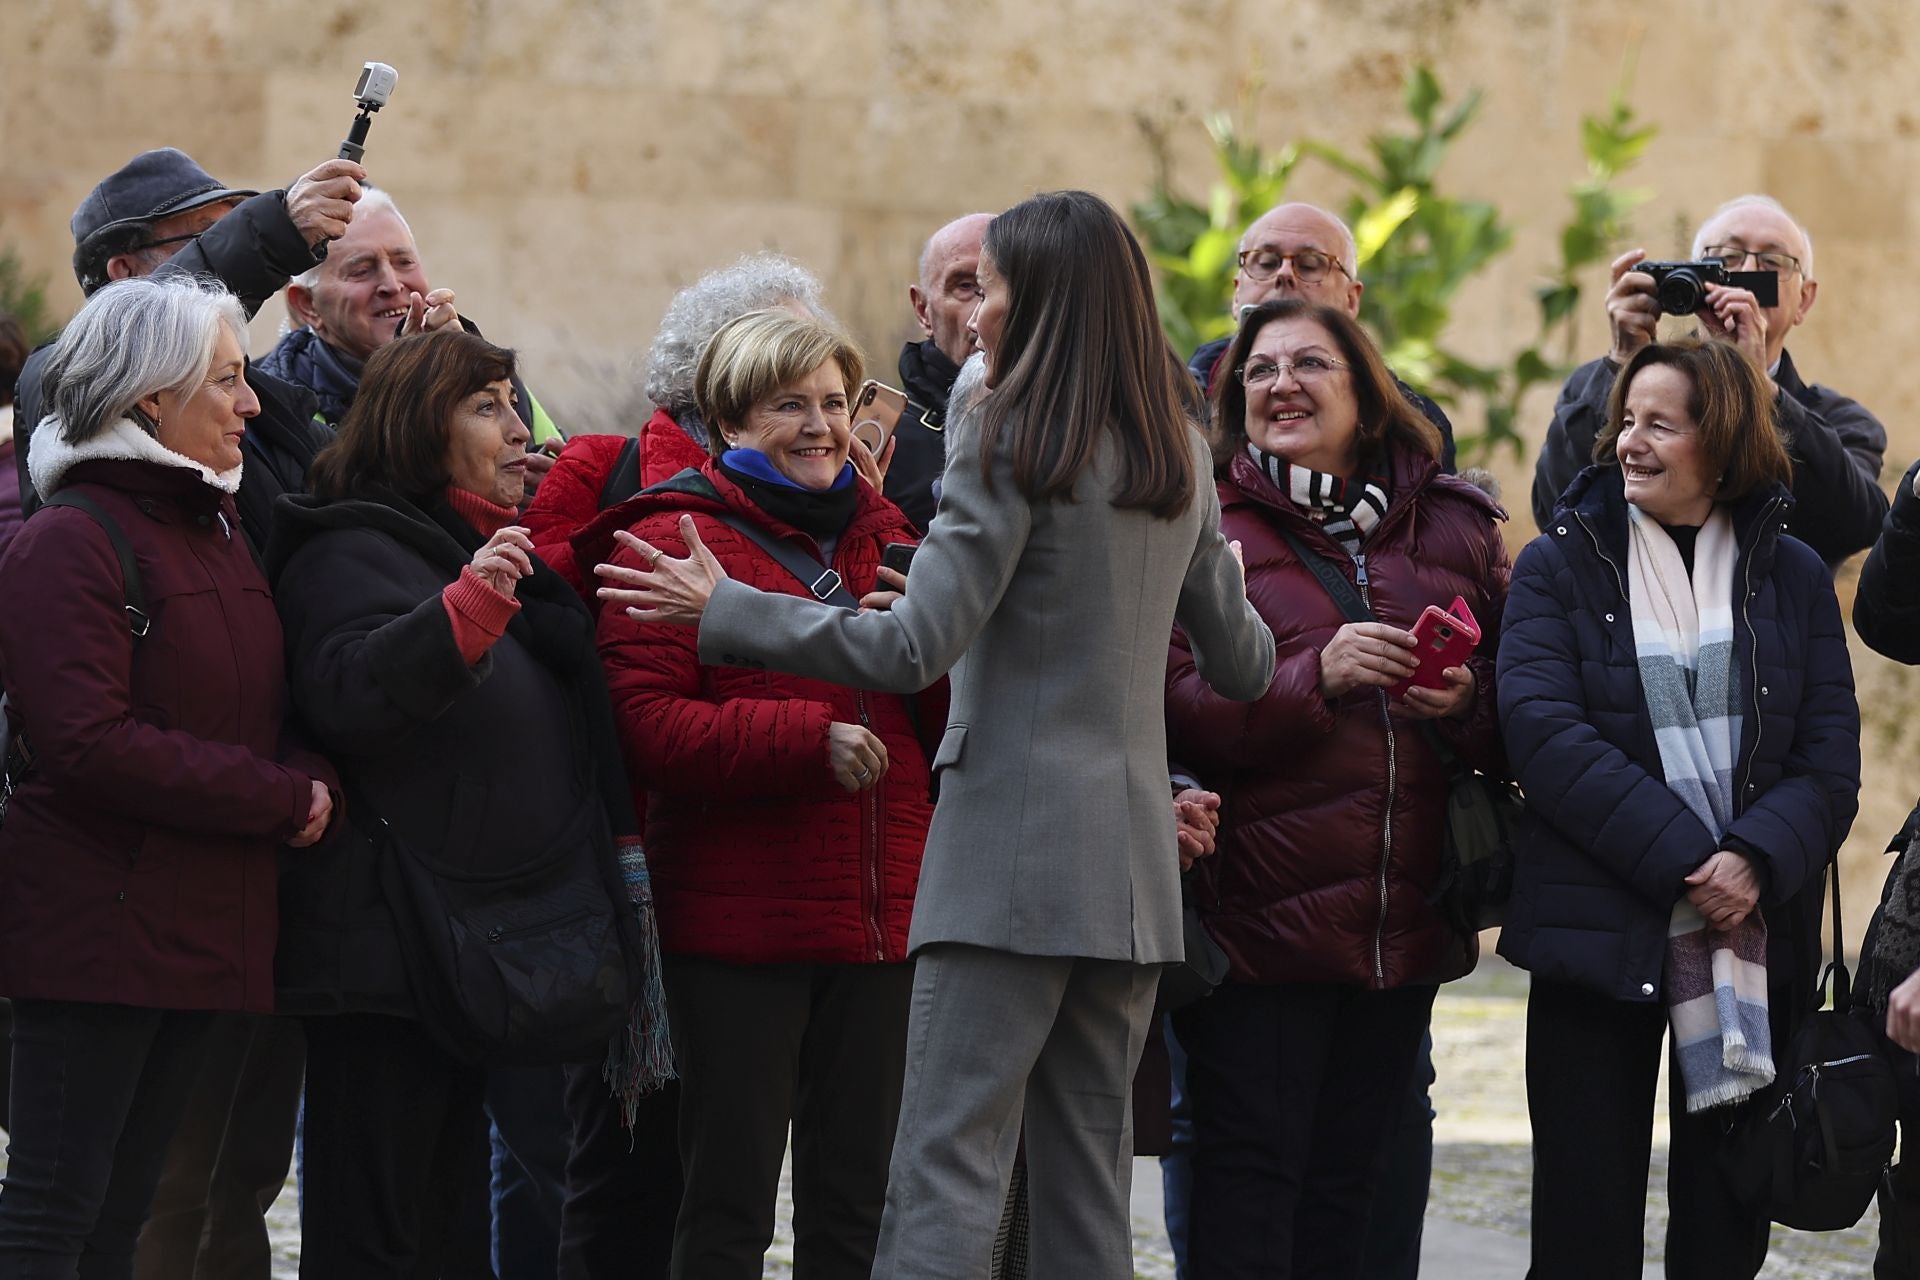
[0,456,322,1012]
[1166,443,1510,990]
[582,458,942,966]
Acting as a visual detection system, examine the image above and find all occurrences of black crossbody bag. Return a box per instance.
[1276,527,1519,936]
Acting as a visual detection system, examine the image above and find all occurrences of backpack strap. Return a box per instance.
[710,514,862,611]
[41,491,151,639]
[597,436,643,510]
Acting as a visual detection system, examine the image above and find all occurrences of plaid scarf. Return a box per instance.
[1248,444,1389,557]
[1627,505,1774,1112]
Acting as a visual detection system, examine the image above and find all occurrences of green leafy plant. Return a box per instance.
[1133,60,1656,464]
[0,248,63,345]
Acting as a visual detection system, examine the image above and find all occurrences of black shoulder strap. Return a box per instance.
[1826,852,1850,1005]
[598,436,643,511]
[712,514,862,611]
[42,491,151,639]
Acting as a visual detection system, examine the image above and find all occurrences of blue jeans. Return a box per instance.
[1159,1014,1193,1279]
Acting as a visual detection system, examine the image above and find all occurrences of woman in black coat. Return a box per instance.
[1496,338,1860,1279]
[268,331,669,1279]
[1853,456,1920,1273]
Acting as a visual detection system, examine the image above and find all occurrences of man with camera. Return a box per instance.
[1530,194,1888,563]
[13,147,365,536]
[1187,201,1456,472]
[258,187,564,493]
[886,212,993,532]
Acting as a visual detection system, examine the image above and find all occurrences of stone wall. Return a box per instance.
[5,0,1917,930]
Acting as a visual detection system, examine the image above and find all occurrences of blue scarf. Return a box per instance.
[717,448,858,541]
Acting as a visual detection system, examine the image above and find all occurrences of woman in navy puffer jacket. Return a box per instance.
[1498,338,1860,1279]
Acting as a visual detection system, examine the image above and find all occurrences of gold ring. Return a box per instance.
[648,548,663,568]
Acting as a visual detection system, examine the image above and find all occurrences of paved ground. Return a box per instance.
[216,958,1893,1275]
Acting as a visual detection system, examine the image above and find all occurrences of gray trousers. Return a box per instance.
[870,944,1160,1280]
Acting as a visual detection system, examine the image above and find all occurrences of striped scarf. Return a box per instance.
[1247,444,1388,557]
[1627,505,1774,1112]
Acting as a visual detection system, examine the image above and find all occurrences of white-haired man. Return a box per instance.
[1187,201,1456,472]
[1531,194,1887,562]
[258,187,563,475]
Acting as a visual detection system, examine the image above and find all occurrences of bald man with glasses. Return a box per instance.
[1186,202,1456,473]
[1531,193,1888,564]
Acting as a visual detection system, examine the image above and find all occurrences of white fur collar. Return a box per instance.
[30,416,244,497]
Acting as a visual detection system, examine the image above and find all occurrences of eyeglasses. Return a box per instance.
[1701,245,1802,276]
[140,230,206,252]
[1237,356,1349,388]
[1236,248,1351,285]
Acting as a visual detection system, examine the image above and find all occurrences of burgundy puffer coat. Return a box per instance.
[1166,443,1510,989]
[582,459,944,966]
[0,455,327,1012]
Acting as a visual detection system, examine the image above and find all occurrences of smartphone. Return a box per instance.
[1390,596,1481,699]
[880,542,917,578]
[852,380,908,456]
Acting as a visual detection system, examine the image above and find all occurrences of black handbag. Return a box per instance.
[1720,859,1899,1231]
[1276,528,1519,934]
[1155,874,1232,1015]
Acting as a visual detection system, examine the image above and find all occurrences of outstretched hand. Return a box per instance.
[594,515,729,627]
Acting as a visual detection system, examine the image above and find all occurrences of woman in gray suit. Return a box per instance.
[596,189,1276,1279]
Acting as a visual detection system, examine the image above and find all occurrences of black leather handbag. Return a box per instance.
[1720,860,1898,1231]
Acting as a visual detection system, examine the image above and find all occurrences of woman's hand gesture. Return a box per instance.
[1887,968,1920,1054]
[1318,622,1418,699]
[471,526,535,596]
[1399,666,1477,721]
[1685,849,1762,931]
[595,516,729,628]
[829,721,889,793]
[288,781,334,849]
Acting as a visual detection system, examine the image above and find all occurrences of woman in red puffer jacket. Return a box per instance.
[1163,299,1508,1279]
[586,309,940,1279]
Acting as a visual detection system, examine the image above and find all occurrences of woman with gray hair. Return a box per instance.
[0,276,335,1274]
[524,252,895,596]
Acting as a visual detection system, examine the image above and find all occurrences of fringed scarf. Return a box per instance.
[1627,505,1774,1112]
[1248,444,1389,557]
[603,838,676,1122]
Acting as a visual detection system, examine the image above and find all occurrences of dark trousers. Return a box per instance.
[298,1013,487,1279]
[0,1000,213,1279]
[1877,1034,1920,1278]
[133,1013,304,1280]
[1360,1027,1435,1279]
[557,1068,680,1280]
[487,1066,569,1278]
[1525,977,1776,1280]
[1173,980,1436,1280]
[662,955,913,1280]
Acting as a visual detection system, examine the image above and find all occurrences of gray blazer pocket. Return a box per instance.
[929,725,968,803]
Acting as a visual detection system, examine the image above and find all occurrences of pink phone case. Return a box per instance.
[1390,595,1481,699]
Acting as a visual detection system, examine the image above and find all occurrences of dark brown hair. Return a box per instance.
[308,331,517,499]
[976,190,1195,518]
[1596,339,1790,501]
[1208,298,1442,476]
[0,315,26,408]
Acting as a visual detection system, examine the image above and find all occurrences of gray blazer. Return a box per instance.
[699,410,1275,963]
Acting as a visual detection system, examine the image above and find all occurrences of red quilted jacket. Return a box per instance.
[523,411,709,596]
[585,459,942,965]
[1165,444,1510,990]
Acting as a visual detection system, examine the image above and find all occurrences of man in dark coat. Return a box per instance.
[1186,202,1457,475]
[257,186,565,499]
[884,212,993,532]
[1530,193,1887,565]
[14,148,360,547]
[7,144,359,1279]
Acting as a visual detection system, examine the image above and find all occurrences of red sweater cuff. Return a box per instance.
[443,567,521,664]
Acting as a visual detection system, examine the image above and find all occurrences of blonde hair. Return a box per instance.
[693,310,864,454]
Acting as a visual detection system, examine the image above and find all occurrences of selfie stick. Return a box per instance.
[313,61,398,261]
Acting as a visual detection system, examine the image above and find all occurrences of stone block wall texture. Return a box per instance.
[4,0,1918,933]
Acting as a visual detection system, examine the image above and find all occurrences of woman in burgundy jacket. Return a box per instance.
[587,309,938,1279]
[0,278,333,1274]
[1163,299,1509,1279]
